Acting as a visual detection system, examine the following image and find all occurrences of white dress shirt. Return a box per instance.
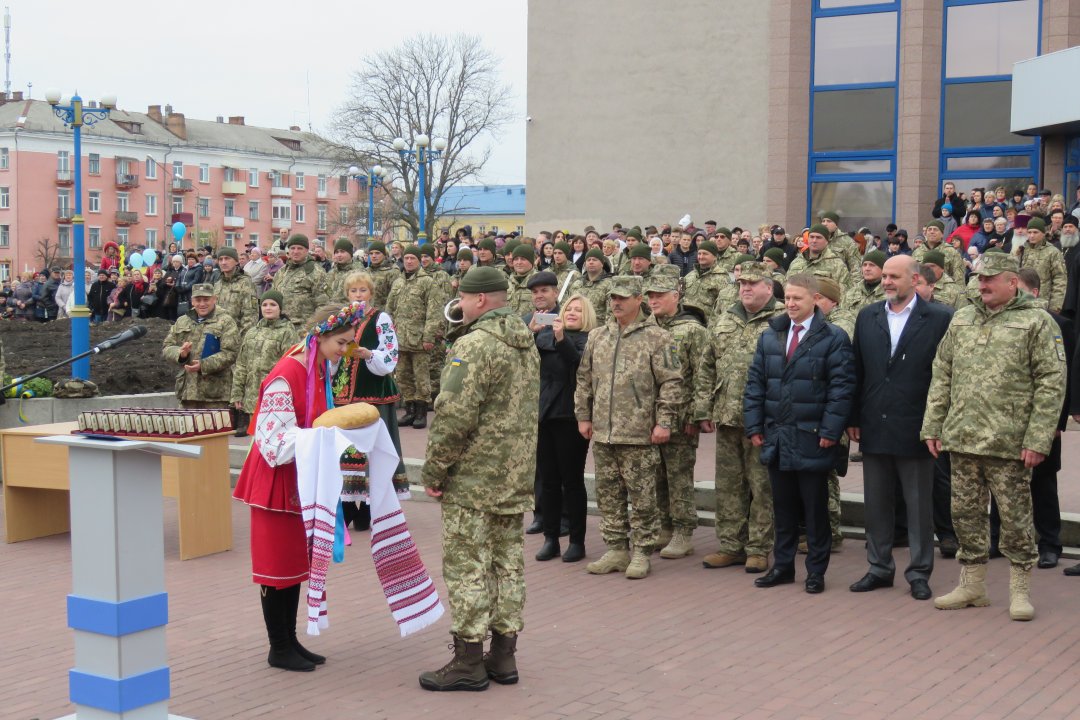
[885,293,917,356]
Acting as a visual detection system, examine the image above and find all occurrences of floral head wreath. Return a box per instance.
[303,300,366,426]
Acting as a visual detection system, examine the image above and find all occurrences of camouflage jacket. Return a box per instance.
[575,311,682,444]
[272,259,329,331]
[1017,240,1067,314]
[577,272,613,324]
[369,257,402,309]
[507,269,537,317]
[608,252,629,276]
[385,270,441,351]
[824,305,856,341]
[684,263,733,326]
[933,273,969,309]
[551,260,581,296]
[711,283,742,326]
[229,317,298,412]
[788,246,853,288]
[714,246,742,274]
[913,241,965,284]
[843,281,885,314]
[655,310,711,444]
[829,230,863,276]
[325,260,361,304]
[425,266,453,339]
[921,291,1066,459]
[213,269,259,335]
[422,305,539,514]
[696,298,783,427]
[162,309,241,403]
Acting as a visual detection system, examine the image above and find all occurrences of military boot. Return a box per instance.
[586,548,630,575]
[934,563,991,610]
[1008,565,1035,621]
[484,631,519,685]
[657,525,673,550]
[412,401,428,429]
[659,530,694,559]
[234,410,250,438]
[398,401,417,426]
[625,550,651,579]
[419,634,489,692]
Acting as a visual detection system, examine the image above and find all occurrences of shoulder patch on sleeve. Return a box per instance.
[443,357,469,393]
[1055,334,1067,362]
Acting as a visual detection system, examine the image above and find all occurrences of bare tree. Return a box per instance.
[34,237,69,271]
[330,34,512,241]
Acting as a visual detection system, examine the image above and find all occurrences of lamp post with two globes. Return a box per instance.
[348,164,387,238]
[392,133,446,244]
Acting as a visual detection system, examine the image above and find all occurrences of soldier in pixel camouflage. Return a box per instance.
[162,283,240,409]
[272,234,329,333]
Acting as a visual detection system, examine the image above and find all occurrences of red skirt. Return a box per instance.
[250,506,309,587]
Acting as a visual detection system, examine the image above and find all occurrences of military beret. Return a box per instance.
[478,238,498,253]
[334,238,354,253]
[816,276,843,303]
[808,224,829,237]
[512,244,536,262]
[629,244,652,260]
[763,247,785,265]
[978,251,1020,277]
[216,246,239,261]
[402,244,421,258]
[456,248,474,263]
[554,241,573,256]
[1064,214,1080,229]
[1027,217,1047,233]
[608,275,643,298]
[459,265,509,293]
[191,283,215,298]
[820,211,840,223]
[419,244,437,258]
[733,253,755,265]
[922,250,946,269]
[738,261,770,283]
[863,250,887,269]
[261,289,284,308]
[585,247,606,262]
[643,264,681,294]
[926,220,945,232]
[626,227,644,242]
[696,240,719,258]
[716,227,732,237]
[368,241,387,254]
[286,234,309,249]
[526,271,558,289]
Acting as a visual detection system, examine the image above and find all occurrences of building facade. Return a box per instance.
[436,184,526,238]
[526,0,1080,237]
[0,97,383,281]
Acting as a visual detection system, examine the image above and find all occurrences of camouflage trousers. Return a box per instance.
[428,341,445,401]
[592,442,661,553]
[441,502,526,642]
[828,470,843,544]
[951,452,1036,569]
[657,436,699,533]
[395,350,431,403]
[713,426,773,556]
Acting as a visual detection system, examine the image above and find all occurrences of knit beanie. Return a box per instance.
[456,248,474,263]
[926,220,945,232]
[478,238,498,254]
[368,241,387,254]
[763,247,785,265]
[1027,217,1047,233]
[733,253,755,266]
[585,247,605,262]
[922,250,946,269]
[816,277,843,303]
[419,244,436,258]
[626,227,643,242]
[261,290,285,309]
[334,238,353,253]
[502,239,521,256]
[403,244,421,259]
[554,241,573,256]
[863,250,887,269]
[286,234,309,249]
[820,211,840,223]
[216,246,239,261]
[808,224,829,237]
[629,244,652,260]
[697,240,720,258]
[512,244,536,262]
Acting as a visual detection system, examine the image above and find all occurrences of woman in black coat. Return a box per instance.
[533,293,596,563]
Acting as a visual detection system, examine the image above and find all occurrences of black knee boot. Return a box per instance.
[399,401,417,426]
[281,583,326,665]
[260,585,315,671]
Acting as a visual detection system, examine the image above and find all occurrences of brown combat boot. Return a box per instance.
[702,551,746,569]
[659,530,694,559]
[1009,564,1035,621]
[484,631,519,684]
[657,526,673,550]
[625,549,651,579]
[745,555,769,573]
[587,548,630,575]
[419,634,489,692]
[934,563,991,610]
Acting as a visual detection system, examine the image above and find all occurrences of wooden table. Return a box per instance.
[1,421,233,560]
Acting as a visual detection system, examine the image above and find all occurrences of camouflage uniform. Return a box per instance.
[684,263,733,326]
[325,260,361,304]
[578,272,613,324]
[386,270,441,403]
[913,241,965,284]
[714,246,742,274]
[696,295,783,557]
[161,308,240,406]
[921,289,1066,569]
[575,307,682,553]
[229,317,298,413]
[788,246,853,288]
[824,304,856,546]
[710,283,741,325]
[829,229,863,277]
[422,305,539,642]
[213,269,260,335]
[425,264,454,398]
[369,257,402,310]
[933,273,969,309]
[272,259,329,332]
[1017,240,1067,313]
[607,252,628,276]
[550,259,581,295]
[843,281,885,314]
[507,269,537,317]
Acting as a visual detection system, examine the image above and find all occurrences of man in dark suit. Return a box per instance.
[847,255,954,600]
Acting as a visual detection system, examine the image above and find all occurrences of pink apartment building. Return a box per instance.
[0,94,387,281]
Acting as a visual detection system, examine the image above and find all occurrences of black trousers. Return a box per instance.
[769,465,830,575]
[537,418,589,544]
[990,434,1062,554]
[896,451,956,542]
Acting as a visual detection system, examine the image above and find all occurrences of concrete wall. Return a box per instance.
[0,391,178,430]
[525,0,770,236]
[766,0,812,232]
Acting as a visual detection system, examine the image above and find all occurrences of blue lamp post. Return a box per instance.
[45,89,116,380]
[348,163,387,238]
[392,133,446,244]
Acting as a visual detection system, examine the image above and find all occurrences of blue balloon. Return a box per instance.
[171,221,187,241]
[142,248,158,266]
[130,254,144,269]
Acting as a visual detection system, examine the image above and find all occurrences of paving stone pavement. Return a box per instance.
[5,489,1080,720]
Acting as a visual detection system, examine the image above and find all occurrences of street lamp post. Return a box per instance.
[392,134,447,244]
[348,164,387,238]
[46,89,116,380]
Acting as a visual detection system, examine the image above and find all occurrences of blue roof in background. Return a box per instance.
[437,184,526,216]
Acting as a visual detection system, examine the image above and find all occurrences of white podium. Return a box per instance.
[36,435,201,720]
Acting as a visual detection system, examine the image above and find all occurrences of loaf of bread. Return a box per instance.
[312,403,380,429]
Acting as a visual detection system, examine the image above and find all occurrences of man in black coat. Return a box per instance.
[847,255,954,600]
[87,269,115,324]
[744,273,855,594]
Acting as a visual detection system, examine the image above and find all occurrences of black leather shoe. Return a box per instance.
[849,572,894,592]
[805,573,825,594]
[939,536,959,559]
[1038,550,1059,569]
[562,543,585,563]
[535,538,560,561]
[910,579,932,600]
[754,567,795,588]
[1064,562,1080,577]
[525,516,543,535]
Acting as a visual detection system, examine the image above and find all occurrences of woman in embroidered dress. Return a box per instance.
[233,301,365,672]
[333,271,409,531]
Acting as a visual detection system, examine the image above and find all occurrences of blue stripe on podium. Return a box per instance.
[70,666,170,712]
[67,593,169,636]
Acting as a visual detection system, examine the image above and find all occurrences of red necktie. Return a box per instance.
[787,324,802,361]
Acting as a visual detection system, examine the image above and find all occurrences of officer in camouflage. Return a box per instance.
[419,266,539,693]
[1015,216,1066,314]
[912,220,965,284]
[229,290,298,435]
[644,264,711,559]
[921,251,968,309]
[711,228,743,274]
[623,243,655,278]
[162,283,241,409]
[212,246,260,334]
[711,254,756,322]
[420,244,453,402]
[506,244,539,316]
[820,211,864,277]
[272,234,329,333]
[698,261,784,573]
[789,224,853,289]
[325,238,360,304]
[843,250,887,314]
[921,252,1066,621]
[550,241,581,294]
[575,275,682,580]
[577,247,613,324]
[386,245,441,429]
[683,240,735,327]
[366,241,402,309]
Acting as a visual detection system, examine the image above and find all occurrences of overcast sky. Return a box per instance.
[9,0,527,183]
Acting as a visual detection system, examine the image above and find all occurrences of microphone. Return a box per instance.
[93,325,148,353]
